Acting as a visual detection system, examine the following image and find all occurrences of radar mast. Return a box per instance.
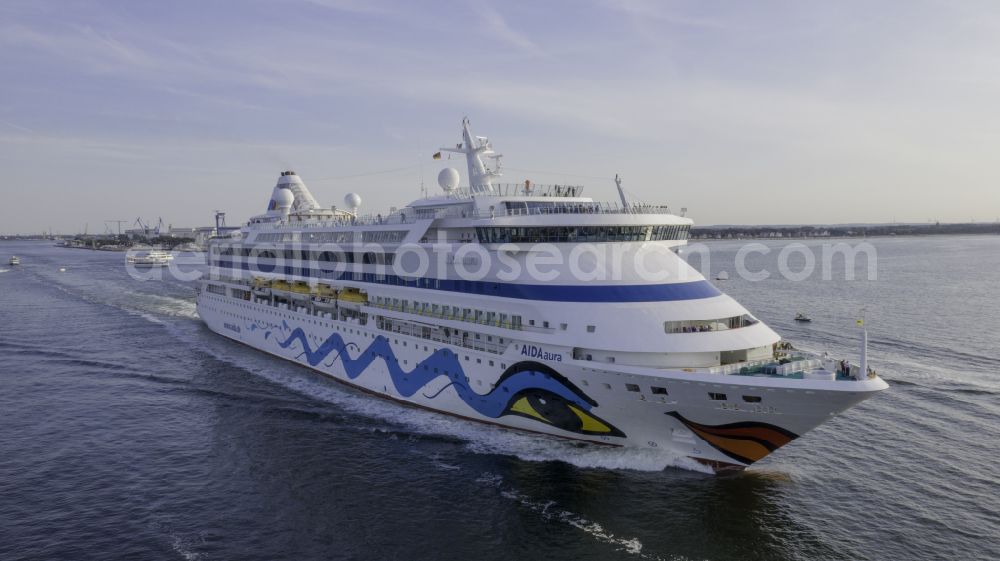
[437,118,502,194]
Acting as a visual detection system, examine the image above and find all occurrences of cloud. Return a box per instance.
[601,0,730,29]
[473,2,540,53]
[0,119,37,134]
[299,0,390,15]
[2,0,999,231]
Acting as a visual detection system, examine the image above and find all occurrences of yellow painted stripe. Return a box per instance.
[568,404,611,433]
[510,397,550,424]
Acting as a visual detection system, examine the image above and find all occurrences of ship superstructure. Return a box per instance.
[196,118,887,472]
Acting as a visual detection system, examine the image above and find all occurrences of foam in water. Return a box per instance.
[170,536,204,561]
[38,265,199,327]
[121,290,199,319]
[472,471,692,560]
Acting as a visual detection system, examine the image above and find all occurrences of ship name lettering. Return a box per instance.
[521,345,563,362]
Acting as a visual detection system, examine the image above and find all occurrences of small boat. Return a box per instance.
[127,249,173,267]
[58,267,66,272]
[715,271,729,281]
[9,256,20,266]
[794,313,812,322]
[173,242,205,252]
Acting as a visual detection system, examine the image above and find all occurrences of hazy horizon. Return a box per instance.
[2,0,1000,234]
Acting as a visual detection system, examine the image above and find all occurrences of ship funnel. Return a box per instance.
[276,170,322,212]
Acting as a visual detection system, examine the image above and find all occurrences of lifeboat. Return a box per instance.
[338,287,368,304]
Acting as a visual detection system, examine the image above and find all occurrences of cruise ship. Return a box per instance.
[197,119,887,472]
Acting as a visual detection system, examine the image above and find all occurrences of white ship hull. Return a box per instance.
[197,289,885,472]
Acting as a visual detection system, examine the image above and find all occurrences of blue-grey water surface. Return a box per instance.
[0,236,997,561]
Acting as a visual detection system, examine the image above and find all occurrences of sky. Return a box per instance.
[1,0,999,234]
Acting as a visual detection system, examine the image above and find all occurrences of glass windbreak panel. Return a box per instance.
[476,225,690,243]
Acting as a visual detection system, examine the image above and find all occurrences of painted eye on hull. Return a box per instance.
[504,390,625,438]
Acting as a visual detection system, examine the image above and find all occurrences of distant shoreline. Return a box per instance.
[2,222,999,241]
[690,222,1000,240]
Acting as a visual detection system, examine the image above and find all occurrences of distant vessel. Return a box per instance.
[794,313,812,322]
[197,118,887,472]
[9,256,20,266]
[127,250,173,267]
[173,242,205,253]
[715,271,729,281]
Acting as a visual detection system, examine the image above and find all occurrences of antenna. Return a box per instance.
[435,118,502,194]
[418,144,427,198]
[615,174,629,210]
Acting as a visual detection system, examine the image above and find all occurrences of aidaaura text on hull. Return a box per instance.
[197,118,887,472]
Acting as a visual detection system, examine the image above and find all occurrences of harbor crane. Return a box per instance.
[105,220,127,235]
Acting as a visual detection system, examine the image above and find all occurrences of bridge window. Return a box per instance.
[742,395,762,403]
[708,392,727,401]
[665,315,758,333]
[651,386,668,395]
[625,383,640,392]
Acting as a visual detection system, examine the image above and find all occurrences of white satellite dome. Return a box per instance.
[273,187,294,207]
[344,192,362,209]
[438,167,460,192]
[268,186,294,216]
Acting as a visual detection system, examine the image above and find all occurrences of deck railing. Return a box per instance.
[246,199,676,231]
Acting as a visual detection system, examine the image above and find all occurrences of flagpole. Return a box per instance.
[858,310,868,380]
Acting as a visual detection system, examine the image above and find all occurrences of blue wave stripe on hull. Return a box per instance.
[273,328,594,418]
[216,260,721,302]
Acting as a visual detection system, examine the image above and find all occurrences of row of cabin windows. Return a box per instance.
[373,295,524,328]
[254,232,402,244]
[207,294,509,368]
[617,385,763,403]
[475,225,690,244]
[709,392,762,403]
[217,247,396,265]
[361,231,407,243]
[377,316,508,355]
[373,295,595,334]
[620,383,669,395]
[254,232,406,244]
